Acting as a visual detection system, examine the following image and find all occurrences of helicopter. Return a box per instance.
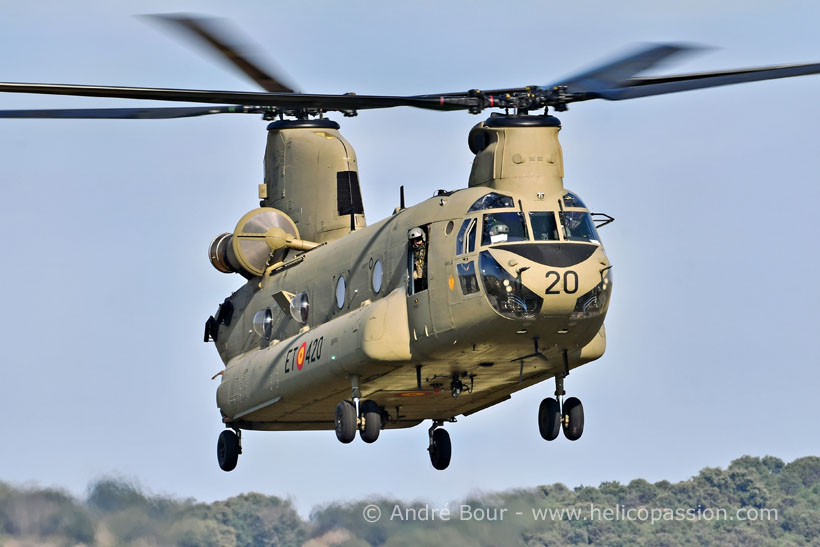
[2,16,819,472]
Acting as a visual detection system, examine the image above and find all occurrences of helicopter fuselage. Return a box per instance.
[212,183,611,430]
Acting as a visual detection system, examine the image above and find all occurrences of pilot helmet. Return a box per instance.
[408,227,426,242]
[488,222,509,237]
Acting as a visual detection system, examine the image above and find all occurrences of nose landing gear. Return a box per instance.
[538,373,584,442]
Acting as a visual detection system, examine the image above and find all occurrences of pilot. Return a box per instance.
[408,227,427,291]
[487,221,509,244]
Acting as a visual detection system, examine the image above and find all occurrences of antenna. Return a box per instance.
[400,185,406,210]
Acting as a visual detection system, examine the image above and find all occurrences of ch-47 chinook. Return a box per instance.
[2,16,819,471]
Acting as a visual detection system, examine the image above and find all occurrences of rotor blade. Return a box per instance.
[0,82,473,111]
[0,105,263,119]
[542,43,704,93]
[594,62,820,101]
[145,13,298,93]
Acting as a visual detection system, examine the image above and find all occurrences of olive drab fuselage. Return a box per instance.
[208,115,612,431]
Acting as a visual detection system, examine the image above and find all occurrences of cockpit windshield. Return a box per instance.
[559,211,600,243]
[482,212,528,245]
[529,212,560,241]
[468,192,515,212]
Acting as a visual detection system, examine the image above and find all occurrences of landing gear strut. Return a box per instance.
[537,373,584,442]
[217,428,242,472]
[427,420,452,470]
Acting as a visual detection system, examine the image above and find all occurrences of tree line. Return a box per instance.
[1,455,817,546]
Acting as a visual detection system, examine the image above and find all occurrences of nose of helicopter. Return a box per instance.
[479,242,611,320]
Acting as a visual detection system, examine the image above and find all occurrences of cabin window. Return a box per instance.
[456,218,477,255]
[529,212,560,241]
[372,260,383,293]
[457,261,479,295]
[290,291,310,323]
[482,212,528,245]
[335,276,346,309]
[558,211,600,244]
[468,192,515,212]
[252,308,273,340]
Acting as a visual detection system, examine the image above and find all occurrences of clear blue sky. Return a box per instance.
[1,0,819,515]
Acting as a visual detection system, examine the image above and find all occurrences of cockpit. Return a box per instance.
[458,191,601,248]
[454,191,607,320]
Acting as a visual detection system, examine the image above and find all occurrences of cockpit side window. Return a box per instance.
[559,211,600,243]
[456,217,477,255]
[468,192,515,212]
[562,192,587,208]
[529,212,560,241]
[482,212,528,245]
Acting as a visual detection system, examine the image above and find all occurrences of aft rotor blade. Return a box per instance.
[594,62,820,101]
[0,105,264,119]
[543,43,703,93]
[146,14,298,93]
[0,82,472,111]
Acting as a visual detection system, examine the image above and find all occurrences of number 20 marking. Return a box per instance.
[545,270,578,295]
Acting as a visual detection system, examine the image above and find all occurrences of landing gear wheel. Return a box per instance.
[335,400,357,444]
[538,397,561,441]
[562,397,584,441]
[359,400,382,444]
[429,428,452,470]
[217,430,241,472]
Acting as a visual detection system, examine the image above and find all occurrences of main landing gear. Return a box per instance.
[538,373,584,442]
[334,375,455,471]
[335,375,385,444]
[427,420,452,470]
[217,428,242,472]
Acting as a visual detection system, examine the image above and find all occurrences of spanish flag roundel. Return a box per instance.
[296,342,307,370]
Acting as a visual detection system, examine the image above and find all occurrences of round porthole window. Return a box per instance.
[372,260,383,293]
[290,291,309,323]
[335,276,346,309]
[445,220,454,235]
[252,308,273,339]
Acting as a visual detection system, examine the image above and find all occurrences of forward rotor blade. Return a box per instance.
[543,43,703,93]
[145,14,298,93]
[0,82,471,111]
[0,105,262,119]
[592,62,820,100]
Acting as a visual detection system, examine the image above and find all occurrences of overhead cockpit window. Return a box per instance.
[468,192,515,212]
[529,212,560,241]
[562,192,587,209]
[482,212,528,245]
[456,218,478,255]
[559,211,600,244]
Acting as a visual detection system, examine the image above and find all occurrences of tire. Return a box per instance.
[217,430,240,472]
[538,398,561,441]
[562,397,584,441]
[335,400,357,444]
[429,428,452,470]
[359,400,382,444]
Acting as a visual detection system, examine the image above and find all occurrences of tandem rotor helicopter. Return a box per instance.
[2,15,819,472]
